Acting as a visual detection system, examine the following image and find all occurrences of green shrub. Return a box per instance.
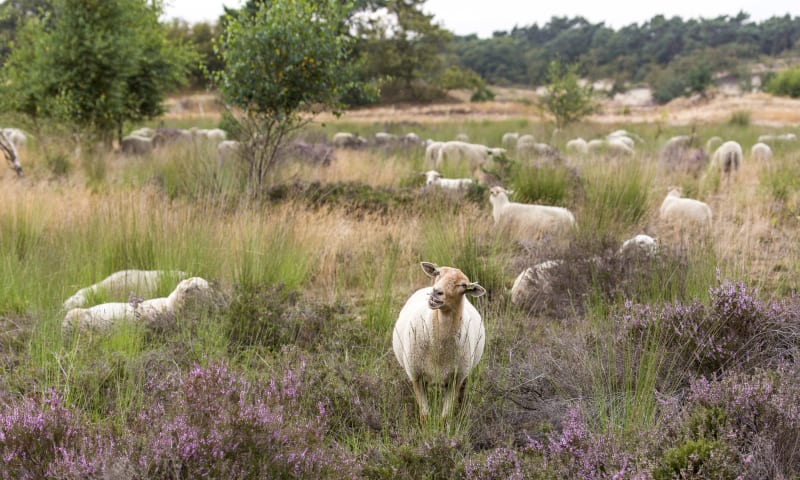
[653,439,736,480]
[728,110,751,127]
[764,67,800,98]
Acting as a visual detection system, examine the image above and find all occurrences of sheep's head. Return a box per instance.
[420,262,485,311]
[422,170,442,185]
[666,186,682,198]
[168,277,212,309]
[488,186,512,203]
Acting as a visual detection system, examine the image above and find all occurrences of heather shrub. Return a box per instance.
[133,358,359,478]
[652,438,737,480]
[0,390,118,479]
[362,434,464,480]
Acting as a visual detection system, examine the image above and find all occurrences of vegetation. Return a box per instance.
[542,59,598,128]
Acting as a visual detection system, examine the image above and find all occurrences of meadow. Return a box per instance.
[1,106,800,478]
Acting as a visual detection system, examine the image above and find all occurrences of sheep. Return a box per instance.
[129,127,155,138]
[120,135,154,155]
[0,129,23,177]
[705,136,723,152]
[192,128,227,143]
[618,234,658,258]
[566,137,588,156]
[63,277,211,333]
[422,170,474,190]
[510,260,562,306]
[501,132,519,149]
[488,186,576,240]
[152,128,193,148]
[750,142,773,162]
[332,132,367,148]
[607,129,643,143]
[392,261,486,422]
[455,133,470,142]
[63,269,189,310]
[400,132,421,146]
[374,132,398,145]
[660,136,707,175]
[435,141,505,171]
[659,188,712,231]
[516,134,536,152]
[587,138,633,156]
[217,140,241,166]
[424,141,444,167]
[711,140,743,177]
[2,128,27,150]
[758,133,797,143]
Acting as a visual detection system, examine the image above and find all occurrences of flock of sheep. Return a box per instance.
[37,123,795,424]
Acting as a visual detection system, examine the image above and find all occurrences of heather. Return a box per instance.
[2,118,800,478]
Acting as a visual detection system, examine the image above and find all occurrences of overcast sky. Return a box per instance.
[162,0,799,38]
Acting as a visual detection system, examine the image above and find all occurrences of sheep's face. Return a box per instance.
[173,277,211,300]
[423,170,442,185]
[420,262,485,311]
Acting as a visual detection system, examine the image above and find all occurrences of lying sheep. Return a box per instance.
[711,140,743,177]
[489,186,576,240]
[510,260,562,306]
[392,262,486,422]
[0,129,23,177]
[63,277,211,333]
[129,127,155,138]
[659,188,712,231]
[750,142,773,162]
[757,133,797,143]
[618,234,658,258]
[217,140,241,166]
[566,138,589,156]
[63,269,188,310]
[422,170,474,190]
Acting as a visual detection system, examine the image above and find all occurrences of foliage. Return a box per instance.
[764,66,800,98]
[212,0,365,191]
[541,59,597,128]
[0,0,196,144]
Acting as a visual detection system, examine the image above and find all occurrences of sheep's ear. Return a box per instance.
[466,282,486,297]
[421,262,440,278]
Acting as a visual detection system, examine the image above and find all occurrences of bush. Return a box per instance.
[764,67,800,98]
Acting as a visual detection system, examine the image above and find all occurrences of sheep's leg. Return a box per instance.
[412,377,429,424]
[441,375,463,420]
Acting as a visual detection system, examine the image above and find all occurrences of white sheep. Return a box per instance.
[424,141,444,167]
[607,129,643,143]
[758,133,797,143]
[0,129,23,177]
[217,140,241,166]
[618,234,658,257]
[435,141,505,171]
[129,127,155,138]
[192,128,227,143]
[63,277,211,333]
[711,140,743,176]
[750,142,773,162]
[705,136,723,152]
[120,135,154,155]
[566,138,588,155]
[488,186,576,240]
[63,269,188,310]
[422,170,474,191]
[659,188,712,231]
[455,133,470,142]
[510,260,562,306]
[400,132,421,146]
[392,262,486,422]
[332,132,367,148]
[501,132,519,149]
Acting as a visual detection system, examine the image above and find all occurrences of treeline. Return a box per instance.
[453,13,800,89]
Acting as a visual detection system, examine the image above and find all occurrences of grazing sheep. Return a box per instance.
[435,141,505,171]
[63,277,211,333]
[750,142,773,162]
[0,129,23,177]
[422,170,474,190]
[152,128,193,148]
[659,188,712,231]
[607,129,643,143]
[424,141,444,167]
[711,140,743,177]
[400,132,421,146]
[488,186,576,240]
[332,132,367,148]
[705,136,723,152]
[587,138,634,156]
[217,140,241,166]
[758,133,797,143]
[374,132,398,145]
[129,127,155,138]
[566,138,588,156]
[192,128,227,143]
[120,135,154,155]
[63,269,188,310]
[392,262,486,422]
[510,260,562,306]
[501,132,519,149]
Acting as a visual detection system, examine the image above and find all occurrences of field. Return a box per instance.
[2,91,800,478]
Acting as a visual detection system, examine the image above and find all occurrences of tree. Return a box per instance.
[0,0,196,144]
[212,0,368,191]
[541,59,597,129]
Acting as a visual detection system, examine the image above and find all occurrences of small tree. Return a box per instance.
[541,59,597,129]
[212,0,366,191]
[0,0,196,145]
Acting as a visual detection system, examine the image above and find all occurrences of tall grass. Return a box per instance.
[579,159,654,237]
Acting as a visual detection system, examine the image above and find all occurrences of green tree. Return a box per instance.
[0,0,196,144]
[541,59,597,128]
[212,0,367,191]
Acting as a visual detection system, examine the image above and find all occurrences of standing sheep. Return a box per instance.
[711,140,743,178]
[392,262,486,423]
[659,188,712,231]
[489,186,576,240]
[750,142,773,162]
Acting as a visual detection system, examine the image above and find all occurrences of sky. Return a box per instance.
[162,0,800,38]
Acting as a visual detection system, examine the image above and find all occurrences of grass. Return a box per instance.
[3,114,800,477]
